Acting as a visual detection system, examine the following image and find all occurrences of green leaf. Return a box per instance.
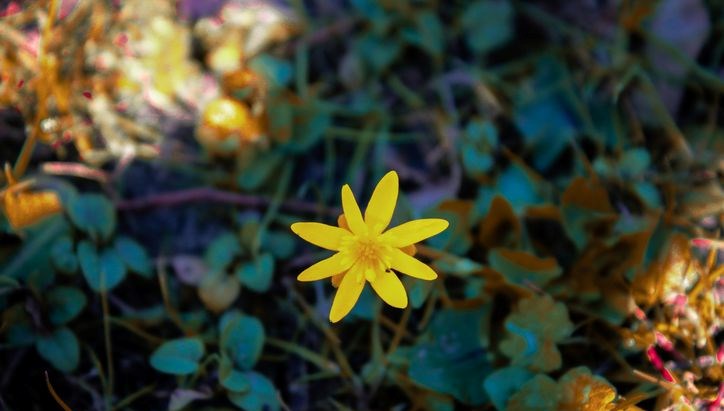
[47,286,87,326]
[348,286,376,321]
[35,327,79,372]
[220,311,265,370]
[475,163,546,218]
[236,253,274,293]
[204,232,242,271]
[238,152,283,191]
[483,366,536,410]
[401,11,444,58]
[2,216,68,280]
[405,277,433,309]
[261,231,295,260]
[267,100,293,142]
[465,120,499,147]
[227,371,279,411]
[462,147,495,177]
[462,0,513,54]
[78,241,127,292]
[506,374,561,410]
[219,354,251,393]
[114,236,153,278]
[7,322,36,346]
[400,308,492,405]
[488,248,562,287]
[633,181,661,209]
[356,33,400,73]
[27,266,55,292]
[248,54,292,89]
[619,148,650,177]
[149,337,205,375]
[287,105,331,153]
[0,275,20,291]
[50,235,78,275]
[66,194,116,241]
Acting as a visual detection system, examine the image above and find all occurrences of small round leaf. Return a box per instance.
[66,194,116,241]
[47,286,87,325]
[114,236,153,278]
[35,327,79,373]
[235,253,274,293]
[150,337,205,375]
[227,371,279,411]
[78,242,127,292]
[50,235,78,275]
[220,312,265,370]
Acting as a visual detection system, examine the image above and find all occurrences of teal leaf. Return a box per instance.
[356,34,400,73]
[149,337,205,375]
[482,366,536,410]
[268,100,293,142]
[219,354,251,393]
[350,0,386,21]
[66,194,116,241]
[401,11,444,57]
[287,106,331,153]
[0,275,20,291]
[462,0,513,54]
[513,99,575,171]
[238,152,283,191]
[465,120,499,147]
[27,266,55,292]
[220,311,265,370]
[462,148,495,177]
[7,322,37,346]
[405,277,433,309]
[619,148,650,177]
[236,253,274,293]
[50,235,78,275]
[425,210,472,255]
[348,286,376,321]
[400,308,492,405]
[47,286,87,326]
[474,163,547,221]
[633,181,661,209]
[261,231,295,260]
[35,327,79,372]
[249,54,292,89]
[78,241,127,292]
[114,236,153,278]
[204,232,242,271]
[488,248,562,287]
[2,216,67,280]
[227,371,279,411]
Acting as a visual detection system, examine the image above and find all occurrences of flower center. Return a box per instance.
[340,234,392,283]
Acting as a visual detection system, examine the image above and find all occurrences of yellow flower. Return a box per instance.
[291,171,449,323]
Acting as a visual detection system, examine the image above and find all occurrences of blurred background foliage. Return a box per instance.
[0,0,723,410]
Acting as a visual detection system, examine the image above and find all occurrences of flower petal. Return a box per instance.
[381,218,449,247]
[389,248,438,280]
[297,252,354,282]
[341,185,366,235]
[329,262,366,323]
[364,171,398,233]
[291,222,351,251]
[370,270,408,308]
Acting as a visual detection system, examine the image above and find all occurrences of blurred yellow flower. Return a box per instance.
[291,171,448,323]
[1,164,62,230]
